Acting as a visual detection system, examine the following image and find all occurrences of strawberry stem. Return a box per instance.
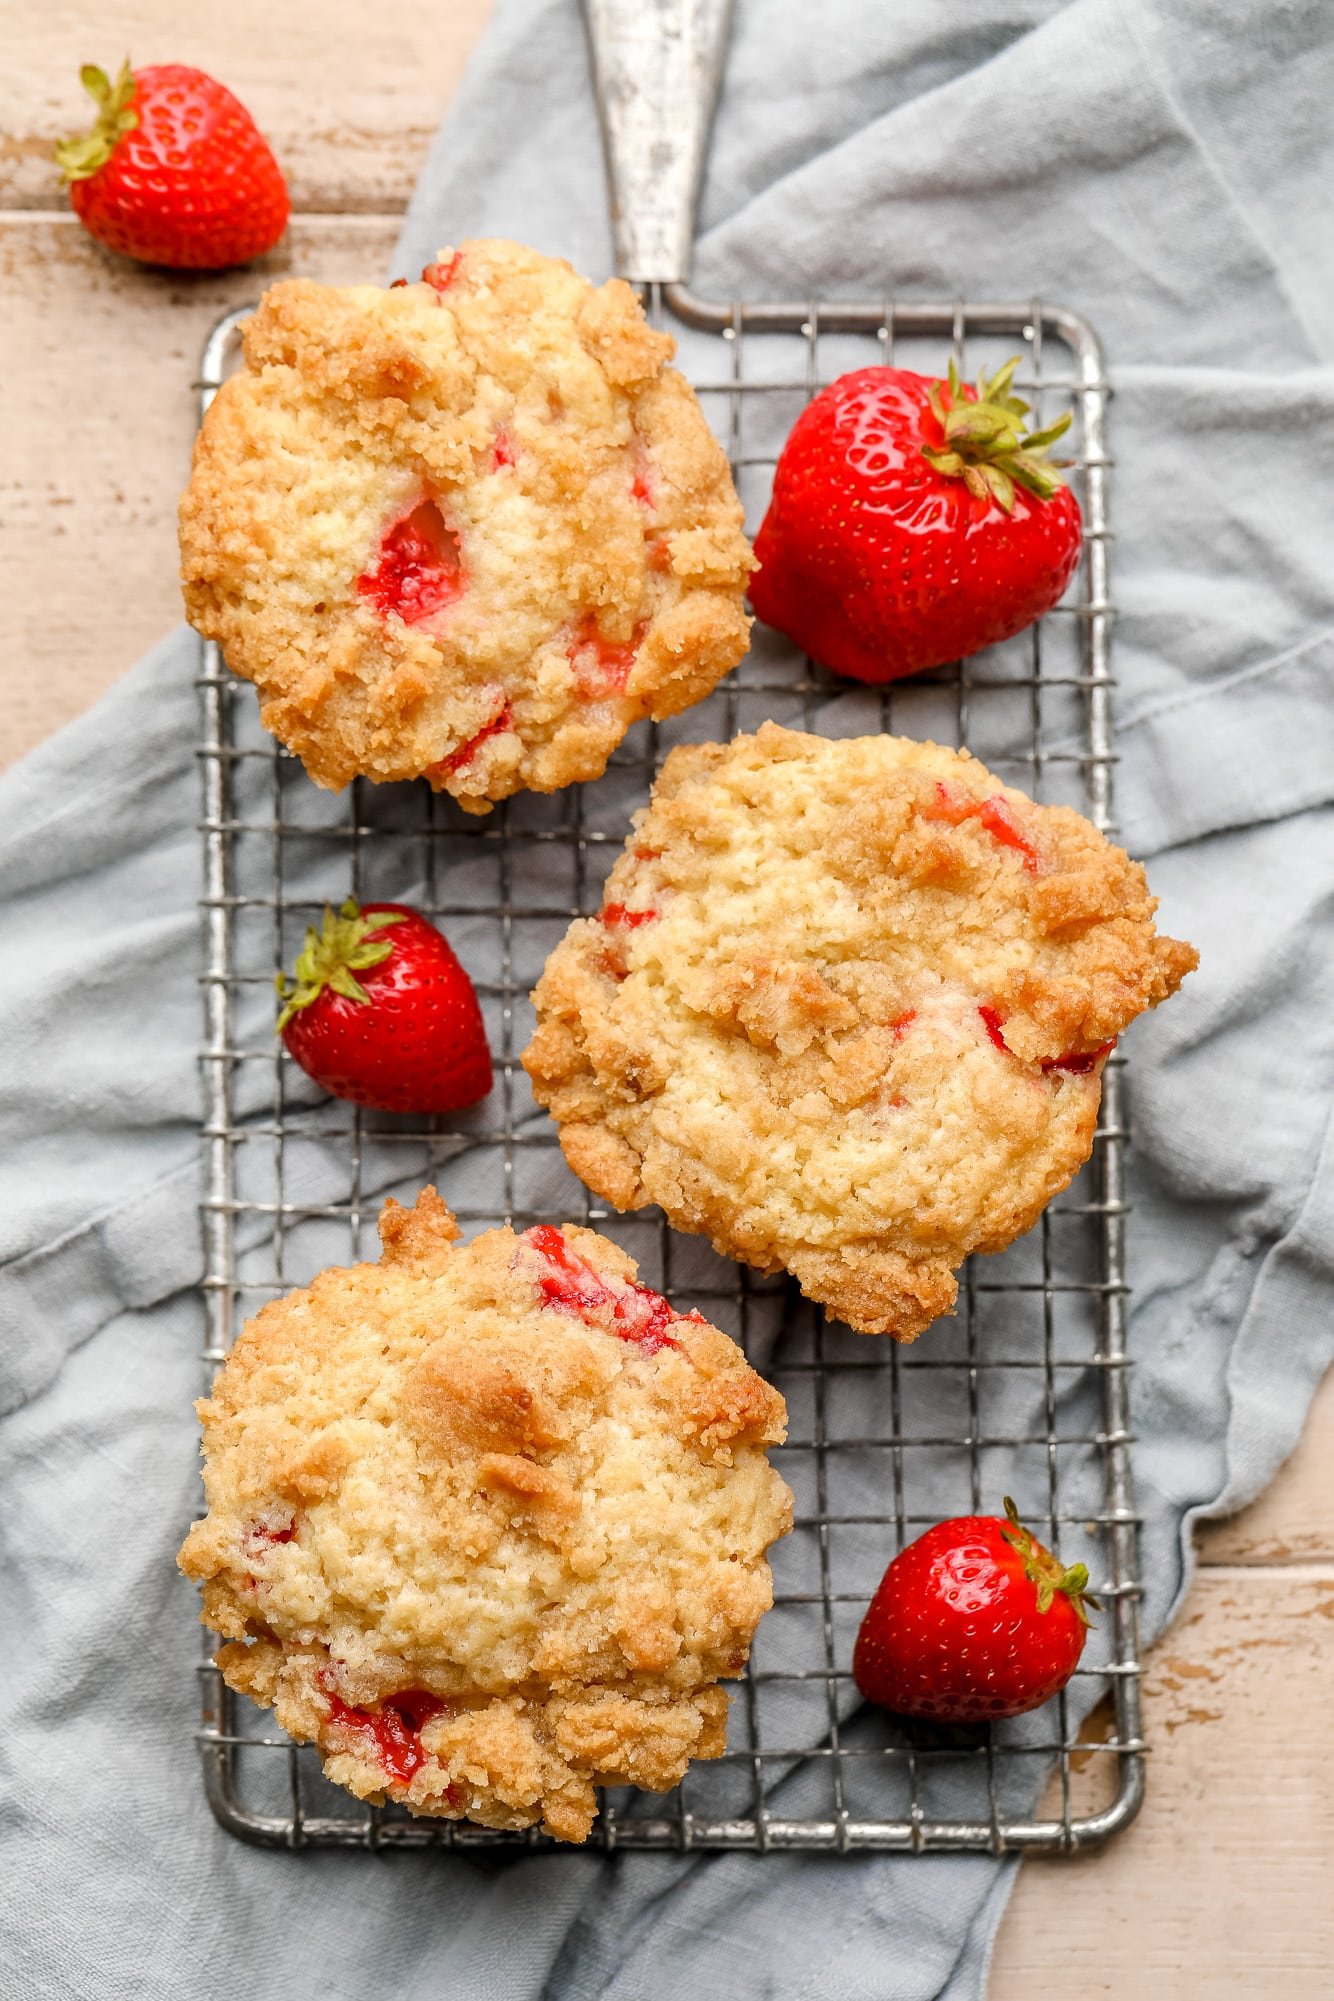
[919,357,1072,513]
[54,58,139,183]
[275,899,407,1030]
[999,1495,1099,1626]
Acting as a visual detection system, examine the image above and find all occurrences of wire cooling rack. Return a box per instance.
[193,284,1144,1855]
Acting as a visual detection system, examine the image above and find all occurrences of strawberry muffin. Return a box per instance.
[523,724,1197,1339]
[178,1188,790,1841]
[179,239,753,810]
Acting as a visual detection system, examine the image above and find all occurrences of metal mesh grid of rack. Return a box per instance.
[194,284,1144,1854]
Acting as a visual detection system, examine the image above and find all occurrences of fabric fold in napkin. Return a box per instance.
[3,2,1333,1996]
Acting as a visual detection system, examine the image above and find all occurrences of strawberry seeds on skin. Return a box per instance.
[276,900,493,1116]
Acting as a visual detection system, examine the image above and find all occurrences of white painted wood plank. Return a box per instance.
[993,1569,1334,1997]
[0,214,400,768]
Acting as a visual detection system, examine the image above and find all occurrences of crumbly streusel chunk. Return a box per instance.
[177,1188,790,1842]
[523,724,1197,1338]
[179,239,753,810]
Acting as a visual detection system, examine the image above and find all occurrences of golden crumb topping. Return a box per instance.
[179,239,753,809]
[178,1188,790,1842]
[524,724,1197,1338]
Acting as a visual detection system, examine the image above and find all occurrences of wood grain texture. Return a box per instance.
[5,0,492,212]
[3,2,1332,1991]
[993,1568,1334,1998]
[0,214,400,767]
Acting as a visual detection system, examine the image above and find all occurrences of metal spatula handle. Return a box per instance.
[583,0,733,284]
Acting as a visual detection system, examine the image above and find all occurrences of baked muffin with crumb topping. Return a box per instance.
[177,1188,790,1842]
[179,239,753,811]
[523,723,1197,1339]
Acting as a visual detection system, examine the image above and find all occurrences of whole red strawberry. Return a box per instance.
[750,360,1082,682]
[276,900,492,1115]
[55,60,289,270]
[853,1498,1096,1722]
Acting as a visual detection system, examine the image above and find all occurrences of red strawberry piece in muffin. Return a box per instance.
[180,239,753,811]
[524,724,1196,1339]
[178,1189,791,1841]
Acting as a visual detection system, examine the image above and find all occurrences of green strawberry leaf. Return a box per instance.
[1018,413,1073,455]
[55,58,139,182]
[327,966,370,1004]
[917,357,1074,510]
[979,463,1016,513]
[275,900,410,1030]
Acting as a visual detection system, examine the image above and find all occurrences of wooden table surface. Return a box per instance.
[5,9,1331,1992]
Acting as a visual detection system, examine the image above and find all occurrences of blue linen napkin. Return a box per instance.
[3,2,1333,1994]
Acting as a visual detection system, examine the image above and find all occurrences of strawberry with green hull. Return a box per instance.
[276,900,492,1115]
[750,359,1082,683]
[853,1497,1096,1722]
[55,60,289,270]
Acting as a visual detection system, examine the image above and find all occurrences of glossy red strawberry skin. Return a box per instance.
[750,367,1082,683]
[68,65,289,269]
[852,1513,1088,1722]
[281,904,492,1116]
